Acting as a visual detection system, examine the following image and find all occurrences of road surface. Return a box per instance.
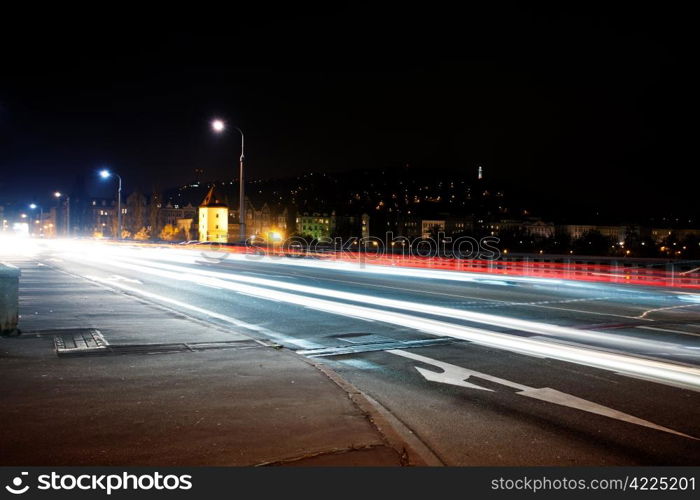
[13,239,700,465]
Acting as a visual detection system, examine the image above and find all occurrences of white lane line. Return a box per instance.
[68,256,700,392]
[526,303,653,321]
[389,349,697,440]
[637,304,700,319]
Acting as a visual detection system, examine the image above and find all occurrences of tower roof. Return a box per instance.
[200,186,228,208]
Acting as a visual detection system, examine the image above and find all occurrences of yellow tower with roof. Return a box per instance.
[198,186,228,242]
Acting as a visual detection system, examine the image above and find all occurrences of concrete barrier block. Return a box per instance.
[0,263,21,335]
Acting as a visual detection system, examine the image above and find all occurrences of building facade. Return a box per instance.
[198,187,228,242]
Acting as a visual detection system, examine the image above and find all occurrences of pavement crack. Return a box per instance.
[253,444,393,466]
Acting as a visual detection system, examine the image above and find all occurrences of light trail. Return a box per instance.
[61,247,700,392]
[106,253,696,356]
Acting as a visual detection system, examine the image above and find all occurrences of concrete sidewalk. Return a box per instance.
[0,258,413,466]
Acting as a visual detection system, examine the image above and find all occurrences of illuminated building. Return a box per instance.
[198,187,228,242]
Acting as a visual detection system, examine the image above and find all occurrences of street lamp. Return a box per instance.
[99,169,123,239]
[54,192,70,236]
[211,119,246,242]
[29,203,43,237]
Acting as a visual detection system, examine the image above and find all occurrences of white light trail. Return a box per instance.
[64,249,700,392]
[106,255,694,356]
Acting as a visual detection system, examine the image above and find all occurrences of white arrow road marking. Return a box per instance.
[389,349,698,440]
[415,366,494,391]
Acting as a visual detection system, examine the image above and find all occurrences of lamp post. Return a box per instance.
[99,169,122,239]
[54,192,70,236]
[29,203,43,237]
[211,119,246,243]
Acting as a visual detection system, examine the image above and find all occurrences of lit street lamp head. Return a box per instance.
[211,119,225,133]
[97,168,122,240]
[29,203,37,209]
[54,192,62,198]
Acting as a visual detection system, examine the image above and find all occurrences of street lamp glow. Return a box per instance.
[54,192,62,198]
[99,168,123,239]
[29,203,37,209]
[211,119,225,133]
[210,118,245,242]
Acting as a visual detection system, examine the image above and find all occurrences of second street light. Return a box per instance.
[99,169,123,240]
[29,203,43,237]
[54,192,70,237]
[211,119,246,243]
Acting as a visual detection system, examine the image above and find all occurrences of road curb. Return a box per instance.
[300,356,445,466]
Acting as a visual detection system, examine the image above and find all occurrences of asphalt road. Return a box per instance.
[20,240,700,464]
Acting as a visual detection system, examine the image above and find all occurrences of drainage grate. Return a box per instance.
[54,329,109,356]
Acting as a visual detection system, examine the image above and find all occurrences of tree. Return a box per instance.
[148,192,162,240]
[624,230,658,258]
[134,227,150,241]
[160,224,180,241]
[125,191,147,235]
[427,224,444,241]
[497,226,534,253]
[573,230,614,256]
[681,234,700,260]
[659,232,680,258]
[543,227,572,254]
[163,224,175,241]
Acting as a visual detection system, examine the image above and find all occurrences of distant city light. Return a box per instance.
[211,119,225,133]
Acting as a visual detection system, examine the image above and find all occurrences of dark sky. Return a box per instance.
[0,4,695,218]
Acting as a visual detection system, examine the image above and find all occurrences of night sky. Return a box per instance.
[0,5,695,219]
